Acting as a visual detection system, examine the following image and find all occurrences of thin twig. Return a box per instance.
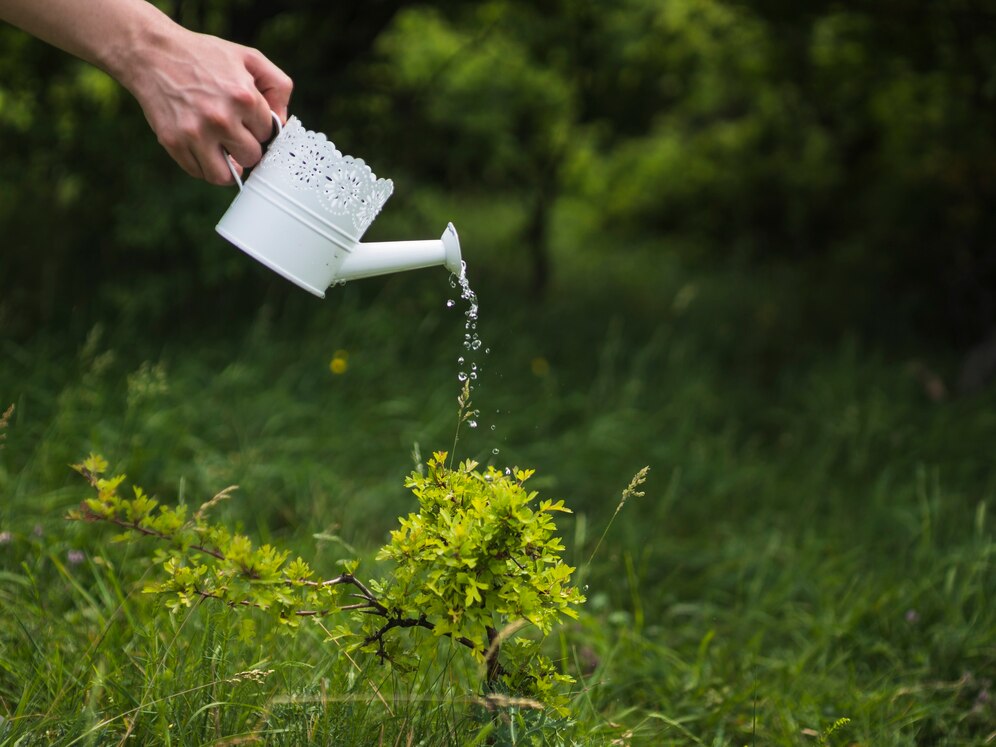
[78,511,227,561]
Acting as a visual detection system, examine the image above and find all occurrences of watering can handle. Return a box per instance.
[225,111,283,191]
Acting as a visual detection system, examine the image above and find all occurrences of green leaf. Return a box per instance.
[239,617,257,643]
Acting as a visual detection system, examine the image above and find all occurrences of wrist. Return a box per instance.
[98,2,179,94]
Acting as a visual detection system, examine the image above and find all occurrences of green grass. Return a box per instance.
[0,225,993,744]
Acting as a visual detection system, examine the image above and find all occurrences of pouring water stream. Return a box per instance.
[447,260,504,461]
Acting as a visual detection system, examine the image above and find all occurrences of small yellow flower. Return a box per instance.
[530,357,550,377]
[329,349,349,375]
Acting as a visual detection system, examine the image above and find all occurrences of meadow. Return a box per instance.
[0,214,993,745]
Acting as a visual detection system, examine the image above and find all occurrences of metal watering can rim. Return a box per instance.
[226,114,395,241]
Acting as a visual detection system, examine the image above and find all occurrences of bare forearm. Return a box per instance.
[0,0,293,185]
[0,0,171,89]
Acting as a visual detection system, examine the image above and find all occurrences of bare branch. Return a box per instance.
[78,511,227,561]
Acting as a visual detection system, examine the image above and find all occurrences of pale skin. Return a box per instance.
[0,0,293,184]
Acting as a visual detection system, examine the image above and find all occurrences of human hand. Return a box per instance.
[119,24,293,185]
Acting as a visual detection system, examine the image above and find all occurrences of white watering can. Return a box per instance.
[216,114,462,298]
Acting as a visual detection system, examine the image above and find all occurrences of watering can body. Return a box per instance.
[216,116,461,297]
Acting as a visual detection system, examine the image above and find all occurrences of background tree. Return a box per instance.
[1,0,995,348]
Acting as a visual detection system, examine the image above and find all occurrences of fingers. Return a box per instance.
[243,87,274,144]
[167,126,246,186]
[164,142,239,189]
[245,49,293,123]
[209,52,291,184]
[202,50,290,183]
[203,150,241,186]
[219,128,263,172]
[164,117,258,186]
[223,154,244,184]
[180,83,268,185]
[159,140,204,181]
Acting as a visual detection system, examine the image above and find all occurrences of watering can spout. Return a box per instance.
[336,223,463,282]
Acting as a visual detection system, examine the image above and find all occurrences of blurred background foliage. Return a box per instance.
[2,0,996,350]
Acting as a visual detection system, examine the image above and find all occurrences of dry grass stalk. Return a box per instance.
[0,404,13,450]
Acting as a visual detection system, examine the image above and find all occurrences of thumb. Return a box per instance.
[245,50,293,122]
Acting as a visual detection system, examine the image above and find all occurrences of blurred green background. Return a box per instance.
[1,1,995,744]
[2,0,996,345]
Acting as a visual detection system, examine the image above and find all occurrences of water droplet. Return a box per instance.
[504,467,512,476]
[457,356,465,365]
[470,372,477,380]
[468,420,478,428]
[471,339,482,350]
[457,372,468,382]
[490,424,496,431]
[446,299,455,308]
[485,348,490,354]
[492,448,500,455]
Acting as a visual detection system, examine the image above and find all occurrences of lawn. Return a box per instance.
[0,225,993,745]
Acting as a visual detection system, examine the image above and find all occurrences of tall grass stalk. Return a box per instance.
[584,466,649,569]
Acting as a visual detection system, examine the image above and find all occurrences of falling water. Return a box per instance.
[447,261,498,452]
